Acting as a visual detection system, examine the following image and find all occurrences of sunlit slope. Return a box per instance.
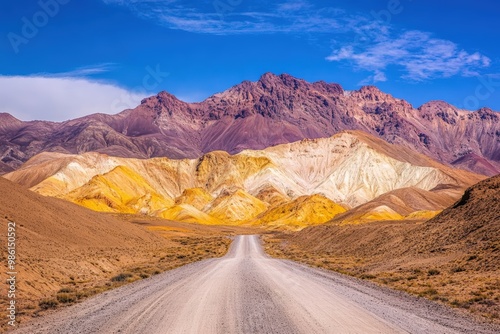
[4,131,483,228]
[17,152,124,196]
[175,188,213,210]
[159,204,223,225]
[329,186,463,225]
[251,194,347,230]
[65,165,174,214]
[207,189,269,223]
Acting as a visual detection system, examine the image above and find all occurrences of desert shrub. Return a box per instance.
[420,288,438,296]
[76,291,91,299]
[360,274,376,279]
[39,299,59,310]
[111,273,133,282]
[57,293,76,303]
[427,269,440,276]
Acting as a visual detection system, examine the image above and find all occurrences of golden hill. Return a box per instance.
[159,204,223,225]
[207,189,269,224]
[3,131,483,229]
[65,165,174,214]
[251,194,347,230]
[175,188,214,210]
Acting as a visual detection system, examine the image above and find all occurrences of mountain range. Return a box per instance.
[1,73,499,176]
[4,130,483,230]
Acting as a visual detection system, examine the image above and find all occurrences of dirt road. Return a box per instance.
[14,235,498,333]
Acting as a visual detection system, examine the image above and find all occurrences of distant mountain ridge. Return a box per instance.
[1,73,499,175]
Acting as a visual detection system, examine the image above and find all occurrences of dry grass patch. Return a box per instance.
[263,232,500,323]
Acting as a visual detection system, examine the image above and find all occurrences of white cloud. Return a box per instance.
[358,70,387,86]
[327,30,491,83]
[0,76,147,122]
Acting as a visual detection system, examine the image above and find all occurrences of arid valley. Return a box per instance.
[2,1,500,333]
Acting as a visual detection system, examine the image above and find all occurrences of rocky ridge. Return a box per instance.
[0,73,498,175]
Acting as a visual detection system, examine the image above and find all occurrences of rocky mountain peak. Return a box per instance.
[0,73,498,176]
[0,113,24,134]
[477,107,498,120]
[419,100,457,111]
[311,80,344,96]
[258,72,280,83]
[141,91,180,107]
[352,85,391,102]
[257,72,306,91]
[0,112,21,121]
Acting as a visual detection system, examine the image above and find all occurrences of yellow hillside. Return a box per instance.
[333,205,404,225]
[65,165,174,214]
[207,189,268,223]
[159,204,223,225]
[194,151,273,192]
[251,194,346,230]
[175,187,213,210]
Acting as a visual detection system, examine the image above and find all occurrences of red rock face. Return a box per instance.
[0,73,499,175]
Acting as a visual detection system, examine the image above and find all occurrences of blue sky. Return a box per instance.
[1,0,499,121]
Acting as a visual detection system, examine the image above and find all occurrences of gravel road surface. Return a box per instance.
[14,235,499,333]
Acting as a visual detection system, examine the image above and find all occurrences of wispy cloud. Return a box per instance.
[50,63,117,77]
[33,63,116,78]
[277,0,311,12]
[327,30,490,83]
[102,0,364,34]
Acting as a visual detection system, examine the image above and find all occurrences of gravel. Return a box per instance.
[13,235,500,334]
